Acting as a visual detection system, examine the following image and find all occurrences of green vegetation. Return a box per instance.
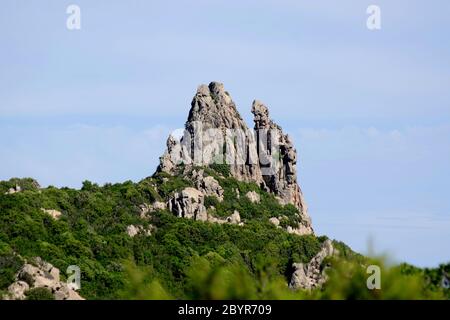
[26,287,55,300]
[0,176,448,300]
[203,166,301,226]
[118,254,448,300]
[0,243,23,290]
[208,163,230,177]
[0,176,322,299]
[0,178,40,193]
[153,172,192,198]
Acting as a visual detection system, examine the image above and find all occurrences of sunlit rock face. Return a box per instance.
[157,82,313,235]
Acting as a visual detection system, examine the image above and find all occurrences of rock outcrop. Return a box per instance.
[289,240,335,290]
[204,210,243,226]
[157,82,313,234]
[251,100,309,220]
[167,187,243,226]
[245,191,260,203]
[268,215,312,236]
[41,208,62,220]
[158,82,263,184]
[3,257,84,300]
[6,281,29,300]
[168,187,207,220]
[5,185,21,195]
[269,217,280,227]
[139,201,166,219]
[126,224,155,237]
[192,169,224,201]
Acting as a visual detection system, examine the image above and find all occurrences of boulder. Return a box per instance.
[207,210,243,226]
[245,191,260,203]
[168,187,207,220]
[126,224,154,237]
[41,208,62,220]
[5,185,21,195]
[269,217,280,227]
[139,201,166,218]
[286,224,314,236]
[17,258,60,289]
[6,281,29,300]
[4,257,84,300]
[192,169,224,201]
[53,283,84,300]
[227,210,241,224]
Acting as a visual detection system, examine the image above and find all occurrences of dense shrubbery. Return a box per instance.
[118,255,448,300]
[0,176,324,299]
[0,176,448,300]
[208,163,230,177]
[0,177,40,193]
[26,287,55,300]
[202,166,302,226]
[0,242,23,292]
[153,172,192,198]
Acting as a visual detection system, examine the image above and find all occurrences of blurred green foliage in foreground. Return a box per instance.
[119,255,449,300]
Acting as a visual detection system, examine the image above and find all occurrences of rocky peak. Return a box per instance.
[251,99,310,227]
[252,100,272,129]
[188,81,246,130]
[157,82,313,235]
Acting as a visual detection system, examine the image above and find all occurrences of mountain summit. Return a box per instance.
[157,82,313,235]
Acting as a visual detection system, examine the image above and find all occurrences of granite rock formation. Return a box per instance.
[157,82,313,235]
[289,240,335,290]
[3,257,84,300]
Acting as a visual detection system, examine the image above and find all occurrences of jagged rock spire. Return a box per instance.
[251,100,312,233]
[159,81,263,184]
[188,82,246,130]
[157,82,313,235]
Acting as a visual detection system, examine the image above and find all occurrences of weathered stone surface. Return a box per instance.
[126,224,154,237]
[227,210,241,224]
[166,187,244,226]
[6,281,29,300]
[158,134,187,174]
[5,185,21,195]
[207,210,243,226]
[195,208,209,222]
[139,201,166,218]
[157,82,263,184]
[126,225,140,237]
[157,82,313,235]
[289,240,335,290]
[269,217,280,227]
[192,169,224,201]
[168,187,207,220]
[286,224,314,236]
[251,100,312,233]
[4,257,84,300]
[152,201,167,211]
[41,208,62,220]
[245,191,260,203]
[53,283,83,300]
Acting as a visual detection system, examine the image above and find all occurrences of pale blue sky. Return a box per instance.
[1,1,449,267]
